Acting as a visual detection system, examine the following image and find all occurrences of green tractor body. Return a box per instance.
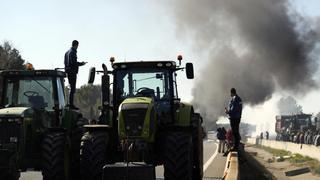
[81,59,204,180]
[0,70,86,180]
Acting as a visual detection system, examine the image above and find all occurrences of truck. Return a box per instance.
[0,68,86,180]
[275,114,316,141]
[80,56,204,180]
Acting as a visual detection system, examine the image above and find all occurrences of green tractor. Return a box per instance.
[0,68,87,180]
[81,56,204,180]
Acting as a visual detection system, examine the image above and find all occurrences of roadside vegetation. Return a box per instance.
[253,144,320,175]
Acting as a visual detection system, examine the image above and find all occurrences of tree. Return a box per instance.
[277,96,303,115]
[0,41,25,70]
[74,84,102,120]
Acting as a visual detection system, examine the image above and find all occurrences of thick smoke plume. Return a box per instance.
[167,0,320,125]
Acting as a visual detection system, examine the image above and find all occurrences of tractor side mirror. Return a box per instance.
[186,63,194,79]
[88,67,96,84]
[102,63,108,74]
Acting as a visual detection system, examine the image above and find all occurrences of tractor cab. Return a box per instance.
[0,70,66,111]
[113,61,185,125]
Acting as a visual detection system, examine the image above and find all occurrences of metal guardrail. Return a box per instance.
[223,151,239,180]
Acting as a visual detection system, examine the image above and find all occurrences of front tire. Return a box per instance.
[80,131,108,180]
[164,132,193,180]
[42,132,67,180]
[0,157,19,180]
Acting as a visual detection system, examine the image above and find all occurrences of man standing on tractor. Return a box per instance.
[64,40,86,109]
[225,88,243,151]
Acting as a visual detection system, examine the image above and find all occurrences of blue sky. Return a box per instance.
[0,0,319,103]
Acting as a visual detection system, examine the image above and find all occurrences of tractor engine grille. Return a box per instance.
[0,118,22,145]
[122,104,148,137]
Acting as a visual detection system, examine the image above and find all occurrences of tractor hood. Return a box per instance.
[118,97,155,141]
[120,97,153,105]
[0,107,30,117]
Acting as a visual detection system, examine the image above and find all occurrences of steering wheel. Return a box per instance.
[136,87,154,97]
[23,91,39,97]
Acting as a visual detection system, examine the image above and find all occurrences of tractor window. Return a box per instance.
[4,77,54,110]
[56,78,66,109]
[173,73,178,99]
[116,69,171,101]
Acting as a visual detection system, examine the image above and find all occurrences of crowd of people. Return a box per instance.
[216,127,234,156]
[276,129,320,146]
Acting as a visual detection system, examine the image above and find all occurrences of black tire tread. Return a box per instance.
[164,132,193,180]
[42,132,66,180]
[80,131,108,180]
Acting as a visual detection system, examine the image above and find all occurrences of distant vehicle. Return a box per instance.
[275,114,317,141]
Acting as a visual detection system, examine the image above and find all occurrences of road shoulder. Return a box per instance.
[245,144,320,180]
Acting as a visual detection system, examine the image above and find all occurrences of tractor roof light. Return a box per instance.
[165,62,172,67]
[157,63,163,67]
[26,63,34,70]
[110,57,115,65]
[177,55,183,66]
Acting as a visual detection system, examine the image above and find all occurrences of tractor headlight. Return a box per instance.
[7,118,22,123]
[10,137,18,143]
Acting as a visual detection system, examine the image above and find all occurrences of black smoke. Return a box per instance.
[165,0,320,124]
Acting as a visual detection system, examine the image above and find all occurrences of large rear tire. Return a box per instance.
[164,132,193,180]
[70,127,84,180]
[192,119,204,180]
[0,171,19,180]
[80,131,108,180]
[0,159,19,180]
[42,132,68,180]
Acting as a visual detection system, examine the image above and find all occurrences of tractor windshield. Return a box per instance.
[3,77,54,110]
[115,69,173,101]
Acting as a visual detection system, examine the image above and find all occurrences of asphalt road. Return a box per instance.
[20,133,227,180]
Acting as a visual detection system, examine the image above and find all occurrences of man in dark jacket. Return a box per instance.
[217,128,226,153]
[225,88,242,151]
[64,40,86,109]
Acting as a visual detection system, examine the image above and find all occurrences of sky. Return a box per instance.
[0,0,319,115]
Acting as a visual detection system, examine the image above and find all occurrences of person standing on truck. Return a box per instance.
[225,88,242,151]
[64,40,86,110]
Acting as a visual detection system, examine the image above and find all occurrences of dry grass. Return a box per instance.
[253,144,320,175]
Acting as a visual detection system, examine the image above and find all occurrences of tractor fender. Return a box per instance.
[47,127,67,133]
[175,102,194,126]
[83,124,112,133]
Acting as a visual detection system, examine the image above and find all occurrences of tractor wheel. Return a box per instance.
[70,127,85,180]
[164,132,193,180]
[192,126,204,180]
[0,165,19,180]
[42,132,68,180]
[80,131,108,180]
[0,171,19,180]
[0,153,20,180]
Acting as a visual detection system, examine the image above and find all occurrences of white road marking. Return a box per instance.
[203,142,219,172]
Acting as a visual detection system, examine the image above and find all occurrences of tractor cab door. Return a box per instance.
[55,77,66,109]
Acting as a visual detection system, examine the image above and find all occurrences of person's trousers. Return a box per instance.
[218,140,225,153]
[67,74,77,106]
[230,118,241,149]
